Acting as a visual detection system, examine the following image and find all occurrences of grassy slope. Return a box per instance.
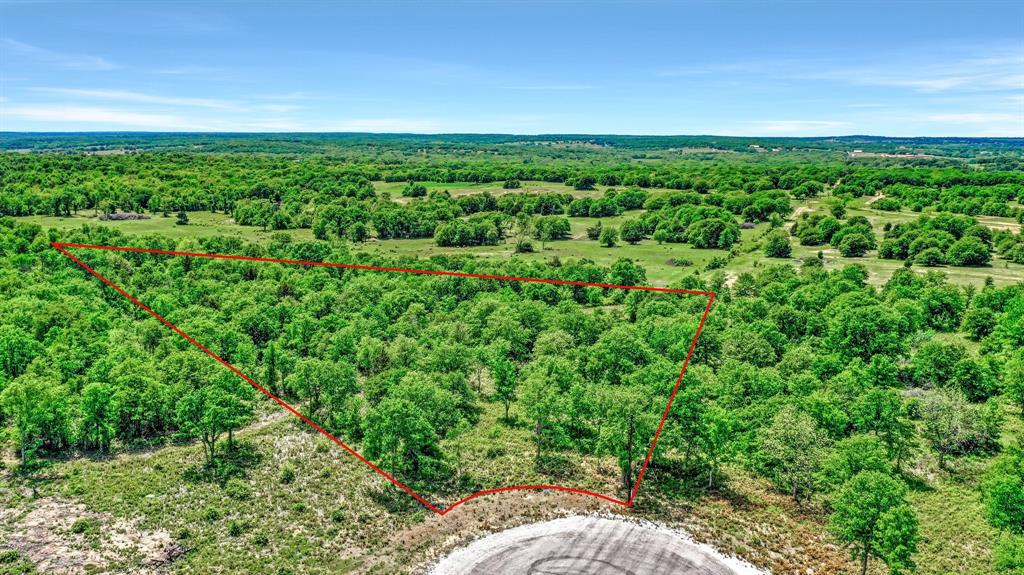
[6,400,1009,574]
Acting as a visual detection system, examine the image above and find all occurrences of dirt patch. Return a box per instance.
[0,497,183,574]
[388,490,617,573]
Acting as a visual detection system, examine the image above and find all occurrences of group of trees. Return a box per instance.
[873,182,1021,218]
[790,213,877,257]
[879,213,994,267]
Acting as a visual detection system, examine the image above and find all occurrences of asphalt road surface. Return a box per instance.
[429,515,765,575]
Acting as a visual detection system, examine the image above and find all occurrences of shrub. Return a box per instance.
[599,226,619,247]
[401,182,427,197]
[201,506,222,522]
[961,307,997,340]
[70,517,98,535]
[620,219,646,244]
[872,198,902,211]
[224,478,251,500]
[763,231,792,258]
[573,175,597,190]
[994,534,1024,572]
[705,255,730,271]
[915,247,945,267]
[514,238,534,253]
[279,464,296,485]
[838,233,872,257]
[227,520,247,537]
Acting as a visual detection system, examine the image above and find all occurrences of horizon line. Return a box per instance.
[2,131,1023,141]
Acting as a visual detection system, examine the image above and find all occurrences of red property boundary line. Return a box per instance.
[51,242,716,516]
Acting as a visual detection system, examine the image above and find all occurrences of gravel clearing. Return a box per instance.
[427,514,768,575]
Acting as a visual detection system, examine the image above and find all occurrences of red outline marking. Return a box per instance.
[52,242,715,516]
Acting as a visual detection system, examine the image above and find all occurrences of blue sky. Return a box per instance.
[1,1,1022,136]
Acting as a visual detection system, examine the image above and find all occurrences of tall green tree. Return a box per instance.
[363,398,439,478]
[490,355,517,422]
[520,372,563,459]
[596,386,657,496]
[696,406,734,488]
[760,405,829,502]
[175,385,238,466]
[829,471,918,575]
[79,382,118,452]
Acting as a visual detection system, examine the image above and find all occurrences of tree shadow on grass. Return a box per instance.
[534,452,581,481]
[364,478,424,514]
[645,458,755,509]
[900,470,934,493]
[182,441,263,485]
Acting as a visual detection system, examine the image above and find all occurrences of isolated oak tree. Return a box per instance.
[175,384,236,467]
[829,471,918,575]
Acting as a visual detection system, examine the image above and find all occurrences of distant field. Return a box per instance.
[22,191,1024,288]
[22,211,315,243]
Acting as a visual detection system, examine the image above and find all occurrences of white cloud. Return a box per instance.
[29,88,305,114]
[252,92,313,101]
[2,104,202,129]
[927,112,1021,124]
[32,88,240,110]
[661,49,1024,95]
[806,51,1024,93]
[1,38,117,71]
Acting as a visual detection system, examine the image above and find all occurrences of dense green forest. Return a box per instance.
[2,221,1023,573]
[2,135,1024,574]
